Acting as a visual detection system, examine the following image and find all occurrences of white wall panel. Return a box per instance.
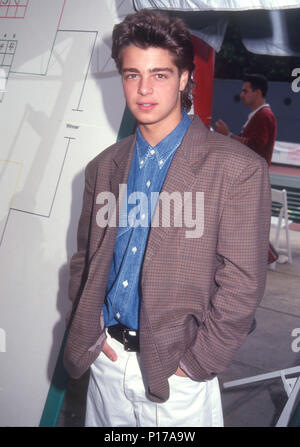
[0,0,135,426]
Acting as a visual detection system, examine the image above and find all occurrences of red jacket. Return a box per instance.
[241,106,277,166]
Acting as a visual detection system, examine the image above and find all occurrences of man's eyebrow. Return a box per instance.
[150,67,174,73]
[122,68,139,73]
[121,67,174,74]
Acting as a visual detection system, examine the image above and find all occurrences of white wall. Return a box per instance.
[0,0,135,426]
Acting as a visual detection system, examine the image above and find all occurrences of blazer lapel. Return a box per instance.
[105,134,137,231]
[110,134,136,198]
[88,135,136,265]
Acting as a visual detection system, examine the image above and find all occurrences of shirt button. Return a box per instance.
[140,160,144,166]
[132,246,137,254]
[146,180,151,188]
[141,213,146,220]
[116,312,120,319]
[150,149,155,155]
[122,280,128,288]
[159,160,163,166]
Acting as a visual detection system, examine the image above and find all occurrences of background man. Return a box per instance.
[215,74,277,166]
[64,10,271,427]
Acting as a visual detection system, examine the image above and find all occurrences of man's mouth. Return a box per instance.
[137,103,156,111]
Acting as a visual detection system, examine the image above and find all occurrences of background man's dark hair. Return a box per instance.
[243,73,268,97]
[111,9,195,112]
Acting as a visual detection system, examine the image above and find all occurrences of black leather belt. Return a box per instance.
[107,324,140,352]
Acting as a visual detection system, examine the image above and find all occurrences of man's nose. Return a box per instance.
[138,77,153,95]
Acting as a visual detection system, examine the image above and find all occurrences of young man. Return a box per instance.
[215,74,277,166]
[64,10,271,427]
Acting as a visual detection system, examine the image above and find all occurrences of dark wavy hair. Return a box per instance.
[111,9,195,112]
[244,74,268,98]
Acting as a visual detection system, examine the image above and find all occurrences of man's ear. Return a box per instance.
[256,88,263,99]
[179,70,189,92]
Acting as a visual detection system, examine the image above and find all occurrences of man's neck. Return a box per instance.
[138,113,183,147]
[250,98,266,112]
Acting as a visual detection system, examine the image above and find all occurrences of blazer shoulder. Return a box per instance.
[205,128,268,178]
[185,115,261,164]
[180,116,267,180]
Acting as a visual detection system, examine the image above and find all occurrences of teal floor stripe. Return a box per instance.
[289,397,300,427]
[39,332,69,427]
[39,106,136,427]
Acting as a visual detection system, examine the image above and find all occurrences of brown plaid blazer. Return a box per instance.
[63,116,271,403]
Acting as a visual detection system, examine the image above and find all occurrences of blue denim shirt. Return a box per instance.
[103,112,191,330]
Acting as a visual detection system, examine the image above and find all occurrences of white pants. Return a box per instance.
[85,333,224,427]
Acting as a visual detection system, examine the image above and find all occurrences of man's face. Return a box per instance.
[240,82,258,108]
[121,45,188,131]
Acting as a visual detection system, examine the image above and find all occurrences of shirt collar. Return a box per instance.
[248,103,270,121]
[242,103,270,131]
[136,111,191,169]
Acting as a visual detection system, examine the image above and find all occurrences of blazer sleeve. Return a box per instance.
[180,157,271,381]
[68,161,97,308]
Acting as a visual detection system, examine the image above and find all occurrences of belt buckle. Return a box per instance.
[122,328,136,352]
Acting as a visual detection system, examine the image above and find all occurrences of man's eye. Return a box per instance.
[155,74,166,79]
